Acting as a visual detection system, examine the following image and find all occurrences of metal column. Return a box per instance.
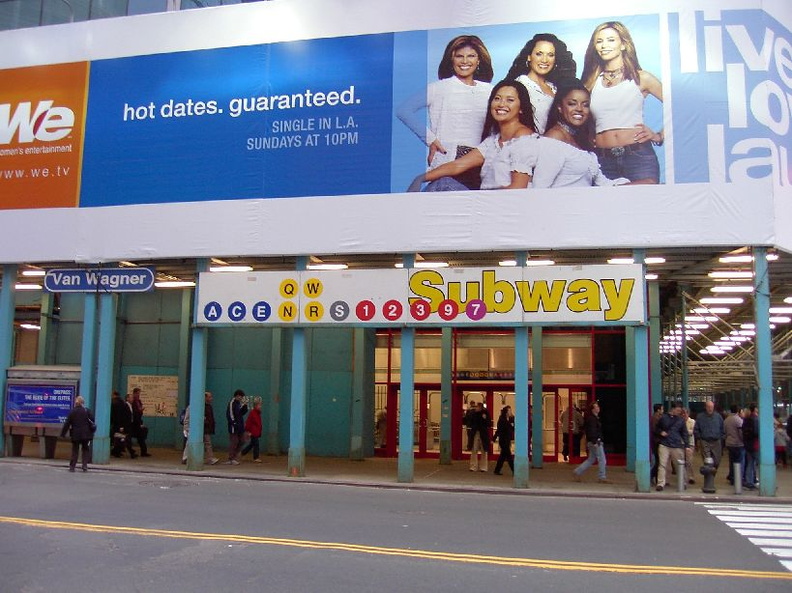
[79,294,98,410]
[754,247,776,496]
[398,254,416,483]
[92,291,118,464]
[439,326,452,465]
[0,264,17,457]
[288,256,308,477]
[186,259,209,471]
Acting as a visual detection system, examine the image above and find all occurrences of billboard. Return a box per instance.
[4,382,77,426]
[0,0,789,261]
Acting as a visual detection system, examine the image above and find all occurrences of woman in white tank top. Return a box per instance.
[581,21,664,184]
[504,33,577,135]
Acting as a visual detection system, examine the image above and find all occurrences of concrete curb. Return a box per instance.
[4,456,792,505]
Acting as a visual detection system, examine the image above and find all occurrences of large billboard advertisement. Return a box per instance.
[0,1,789,260]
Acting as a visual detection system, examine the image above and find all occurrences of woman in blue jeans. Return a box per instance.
[573,401,611,483]
[581,21,664,184]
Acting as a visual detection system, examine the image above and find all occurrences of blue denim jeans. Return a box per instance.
[744,447,758,485]
[574,441,607,480]
[595,141,660,183]
[424,176,469,192]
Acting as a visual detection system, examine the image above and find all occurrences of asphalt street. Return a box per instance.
[0,463,790,593]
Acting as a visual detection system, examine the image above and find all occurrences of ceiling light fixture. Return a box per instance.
[155,281,196,288]
[209,265,253,273]
[306,263,348,271]
[709,286,754,293]
[700,297,744,304]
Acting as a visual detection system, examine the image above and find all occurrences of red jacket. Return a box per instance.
[244,408,262,438]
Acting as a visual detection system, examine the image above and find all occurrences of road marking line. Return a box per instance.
[0,515,791,580]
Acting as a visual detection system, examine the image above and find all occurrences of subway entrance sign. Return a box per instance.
[44,267,155,293]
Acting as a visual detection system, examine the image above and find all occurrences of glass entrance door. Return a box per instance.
[390,384,442,458]
[543,386,591,462]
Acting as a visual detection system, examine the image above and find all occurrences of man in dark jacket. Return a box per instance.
[742,404,759,489]
[572,401,610,483]
[110,390,137,458]
[693,400,725,473]
[61,396,95,472]
[468,402,491,472]
[225,389,249,465]
[655,401,691,491]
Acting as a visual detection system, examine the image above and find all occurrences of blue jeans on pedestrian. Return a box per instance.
[744,447,758,485]
[574,441,607,480]
[726,446,745,483]
[241,436,260,460]
[594,141,660,183]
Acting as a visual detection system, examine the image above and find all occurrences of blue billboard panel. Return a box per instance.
[80,34,395,206]
[5,383,76,426]
[669,10,792,184]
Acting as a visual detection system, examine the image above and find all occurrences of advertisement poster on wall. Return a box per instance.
[0,8,788,210]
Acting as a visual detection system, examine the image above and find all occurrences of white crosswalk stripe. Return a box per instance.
[698,503,792,572]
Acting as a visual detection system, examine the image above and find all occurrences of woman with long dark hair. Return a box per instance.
[398,35,494,187]
[408,80,539,192]
[505,33,577,134]
[533,81,630,188]
[581,21,663,184]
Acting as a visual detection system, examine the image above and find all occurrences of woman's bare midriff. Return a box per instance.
[595,128,640,149]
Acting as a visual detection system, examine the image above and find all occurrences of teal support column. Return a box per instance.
[0,264,17,457]
[186,259,209,471]
[350,328,367,460]
[631,250,651,491]
[267,327,282,455]
[680,292,689,408]
[176,288,192,448]
[514,326,530,487]
[93,291,118,464]
[648,281,662,408]
[79,294,98,410]
[398,327,415,482]
[398,253,416,483]
[439,327,452,465]
[288,256,309,477]
[531,328,543,469]
[36,291,54,365]
[754,247,776,496]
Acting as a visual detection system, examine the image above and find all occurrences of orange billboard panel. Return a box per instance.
[0,62,88,210]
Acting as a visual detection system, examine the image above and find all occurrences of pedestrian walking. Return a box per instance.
[60,396,96,472]
[572,401,610,483]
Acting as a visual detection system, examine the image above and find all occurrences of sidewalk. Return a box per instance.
[5,439,792,503]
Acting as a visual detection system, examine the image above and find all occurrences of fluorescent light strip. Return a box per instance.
[306,264,348,271]
[209,265,253,273]
[155,281,196,288]
[692,307,730,314]
[700,297,744,304]
[710,286,753,293]
[708,271,753,278]
[769,307,792,314]
[21,270,46,277]
[20,323,41,330]
[607,257,665,265]
[395,262,449,269]
[719,253,779,263]
[14,283,41,290]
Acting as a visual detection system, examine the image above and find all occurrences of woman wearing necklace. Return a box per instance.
[533,81,629,188]
[581,21,664,184]
[505,33,577,134]
[397,35,494,188]
[408,80,539,192]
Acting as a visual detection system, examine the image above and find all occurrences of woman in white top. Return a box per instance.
[505,33,577,135]
[398,35,494,188]
[581,21,664,184]
[408,80,539,192]
[533,81,629,188]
